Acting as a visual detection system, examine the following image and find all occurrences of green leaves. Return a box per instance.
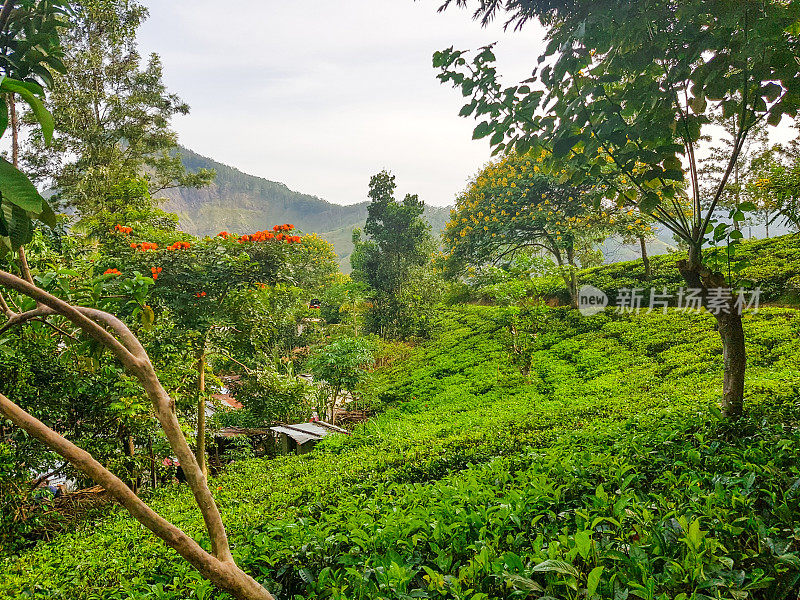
[472,121,491,140]
[0,157,55,254]
[0,157,46,213]
[0,76,54,144]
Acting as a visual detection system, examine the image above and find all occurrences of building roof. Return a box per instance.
[211,393,243,410]
[215,426,273,438]
[270,421,349,445]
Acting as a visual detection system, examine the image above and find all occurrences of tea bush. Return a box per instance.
[2,306,800,599]
[543,233,800,306]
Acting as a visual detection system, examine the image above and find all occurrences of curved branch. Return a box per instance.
[0,392,273,600]
[0,269,276,598]
[0,270,140,367]
[0,305,54,335]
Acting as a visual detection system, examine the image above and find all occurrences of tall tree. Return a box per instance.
[22,0,212,215]
[436,0,800,417]
[351,170,434,338]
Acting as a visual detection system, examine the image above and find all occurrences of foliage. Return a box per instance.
[351,170,436,339]
[21,0,213,214]
[436,0,800,416]
[755,144,800,230]
[229,369,312,427]
[0,0,67,255]
[535,233,800,308]
[444,152,611,303]
[307,336,373,421]
[3,305,800,598]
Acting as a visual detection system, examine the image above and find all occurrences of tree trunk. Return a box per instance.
[553,247,578,308]
[677,249,745,418]
[196,350,207,478]
[639,235,651,280]
[124,434,138,494]
[149,436,157,491]
[716,310,746,417]
[329,388,339,425]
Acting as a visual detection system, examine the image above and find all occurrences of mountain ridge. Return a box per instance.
[157,147,451,270]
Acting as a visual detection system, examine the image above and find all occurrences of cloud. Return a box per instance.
[138,0,547,206]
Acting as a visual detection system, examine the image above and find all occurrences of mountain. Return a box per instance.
[157,148,451,271]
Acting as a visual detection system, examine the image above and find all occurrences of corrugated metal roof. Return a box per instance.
[270,421,349,445]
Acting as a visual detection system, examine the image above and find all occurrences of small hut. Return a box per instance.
[270,421,349,455]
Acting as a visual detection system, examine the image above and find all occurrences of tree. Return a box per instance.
[443,152,609,306]
[435,0,800,417]
[351,170,435,338]
[307,336,373,424]
[126,226,302,475]
[0,4,276,596]
[750,125,800,231]
[22,0,213,215]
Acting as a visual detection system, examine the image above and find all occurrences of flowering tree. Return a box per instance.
[444,153,609,306]
[124,225,303,475]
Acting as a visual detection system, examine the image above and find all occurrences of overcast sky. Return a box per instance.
[136,1,547,207]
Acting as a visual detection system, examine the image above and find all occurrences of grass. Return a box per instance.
[2,305,800,599]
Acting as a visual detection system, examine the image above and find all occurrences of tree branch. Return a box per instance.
[0,272,276,599]
[0,0,14,35]
[0,392,273,600]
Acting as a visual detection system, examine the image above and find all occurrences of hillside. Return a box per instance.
[541,233,800,306]
[157,148,451,271]
[4,305,800,599]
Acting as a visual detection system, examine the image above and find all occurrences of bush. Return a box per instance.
[3,306,800,599]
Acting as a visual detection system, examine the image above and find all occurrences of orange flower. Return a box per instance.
[132,242,159,251]
[103,268,121,276]
[151,267,163,281]
[167,241,190,251]
[114,224,132,235]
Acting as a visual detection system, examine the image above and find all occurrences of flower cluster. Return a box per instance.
[114,224,132,235]
[238,229,301,244]
[131,242,158,251]
[195,291,207,298]
[103,268,122,276]
[151,267,163,281]
[167,241,191,251]
[217,231,234,239]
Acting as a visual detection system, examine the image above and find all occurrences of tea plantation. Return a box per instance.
[541,234,800,306]
[2,306,800,600]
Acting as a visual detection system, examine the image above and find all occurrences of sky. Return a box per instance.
[136,1,548,207]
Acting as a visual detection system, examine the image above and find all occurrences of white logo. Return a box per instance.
[578,285,608,316]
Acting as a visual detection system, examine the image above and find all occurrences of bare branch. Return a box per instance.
[0,392,274,600]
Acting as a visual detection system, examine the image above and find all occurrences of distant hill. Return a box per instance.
[156,148,451,271]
